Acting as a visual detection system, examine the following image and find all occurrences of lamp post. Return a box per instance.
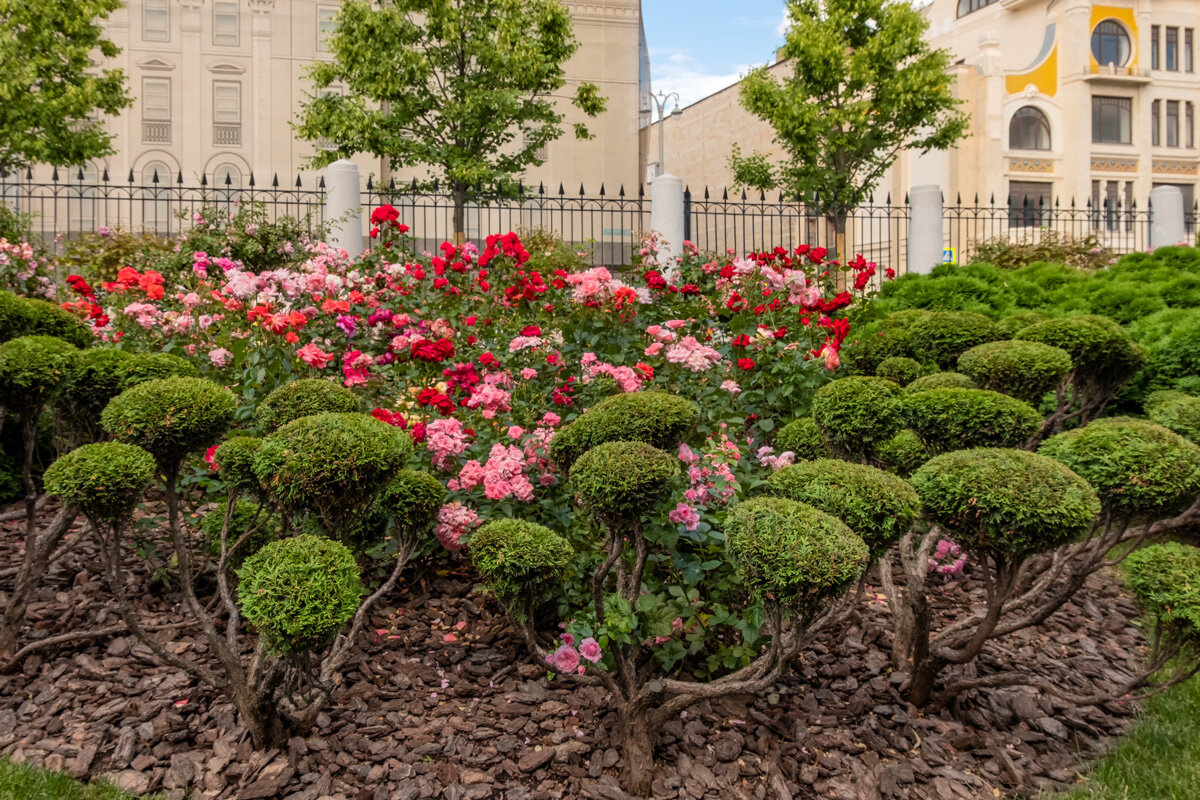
[651,90,681,178]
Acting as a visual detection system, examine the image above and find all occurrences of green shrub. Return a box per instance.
[875,356,923,386]
[470,519,574,611]
[842,310,928,374]
[255,379,360,431]
[0,292,91,348]
[724,496,868,615]
[875,429,930,476]
[43,442,156,524]
[550,391,699,469]
[767,460,919,555]
[236,534,363,655]
[910,448,1100,558]
[118,352,199,384]
[875,272,1013,318]
[375,470,446,537]
[811,376,903,461]
[1038,418,1200,516]
[1086,284,1168,324]
[995,311,1050,339]
[903,388,1040,453]
[774,416,827,460]
[957,339,1072,404]
[973,232,1113,271]
[213,436,263,495]
[0,335,77,414]
[199,498,279,565]
[1146,391,1200,443]
[1016,315,1143,388]
[905,372,976,393]
[253,412,411,532]
[906,311,1000,369]
[0,453,20,504]
[1161,274,1200,308]
[101,378,236,468]
[569,441,678,523]
[1125,542,1200,646]
[1146,319,1200,395]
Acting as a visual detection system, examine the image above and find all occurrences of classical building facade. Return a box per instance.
[68,0,647,193]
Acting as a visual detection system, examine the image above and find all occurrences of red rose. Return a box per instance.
[738,358,756,371]
[521,325,542,337]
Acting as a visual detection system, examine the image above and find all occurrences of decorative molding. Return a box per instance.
[208,63,247,75]
[1090,156,1138,173]
[248,0,276,14]
[1009,158,1056,173]
[1153,159,1200,175]
[137,58,176,72]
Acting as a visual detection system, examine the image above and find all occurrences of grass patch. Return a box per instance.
[1056,677,1200,799]
[0,757,158,800]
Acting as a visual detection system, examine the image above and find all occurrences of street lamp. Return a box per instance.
[651,90,682,178]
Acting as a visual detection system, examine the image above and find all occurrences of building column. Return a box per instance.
[180,0,204,180]
[249,0,276,178]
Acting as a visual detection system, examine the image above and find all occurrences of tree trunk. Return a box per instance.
[232,686,286,749]
[909,657,943,708]
[619,704,658,797]
[452,183,468,244]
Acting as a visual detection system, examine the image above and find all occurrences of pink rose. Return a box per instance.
[644,342,664,357]
[208,347,233,368]
[550,644,580,674]
[521,367,538,380]
[507,426,525,440]
[578,637,602,663]
[561,633,575,646]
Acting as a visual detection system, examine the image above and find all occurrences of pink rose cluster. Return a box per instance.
[434,502,479,551]
[928,539,968,577]
[545,633,602,674]
[664,336,722,373]
[426,418,471,471]
[755,445,796,471]
[580,352,644,393]
[452,443,536,502]
[678,441,738,507]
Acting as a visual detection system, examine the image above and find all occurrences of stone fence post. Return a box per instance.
[1150,185,1186,248]
[650,173,684,262]
[324,159,363,258]
[907,184,943,275]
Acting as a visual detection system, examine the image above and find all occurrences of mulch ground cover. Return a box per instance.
[0,505,1151,800]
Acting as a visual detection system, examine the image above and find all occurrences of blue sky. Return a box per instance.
[641,1,789,115]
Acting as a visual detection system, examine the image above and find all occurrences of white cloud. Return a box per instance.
[650,49,756,112]
[776,6,791,37]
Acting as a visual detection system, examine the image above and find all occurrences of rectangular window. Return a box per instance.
[1092,96,1132,144]
[317,6,338,51]
[1008,181,1052,228]
[1168,100,1180,147]
[213,82,241,124]
[143,79,170,121]
[1187,29,1195,72]
[214,2,240,46]
[1153,100,1161,146]
[144,0,169,42]
[1153,26,1161,70]
[1189,102,1196,149]
[1167,27,1179,71]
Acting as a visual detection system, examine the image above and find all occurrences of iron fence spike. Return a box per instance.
[272,174,280,188]
[52,167,59,182]
[201,174,208,187]
[249,173,256,188]
[177,171,184,185]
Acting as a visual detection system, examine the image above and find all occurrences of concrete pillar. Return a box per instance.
[650,173,684,261]
[325,160,363,258]
[179,1,204,180]
[250,1,276,176]
[1150,185,1186,248]
[908,184,944,275]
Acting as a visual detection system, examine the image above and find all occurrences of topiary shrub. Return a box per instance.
[841,310,928,374]
[906,311,1000,370]
[774,416,827,460]
[0,335,77,415]
[43,442,156,524]
[1146,391,1200,443]
[905,372,976,393]
[903,388,1040,453]
[568,441,678,524]
[1038,418,1200,517]
[811,376,903,462]
[236,534,363,654]
[199,498,279,566]
[213,436,264,496]
[957,339,1072,405]
[252,412,411,534]
[995,311,1051,339]
[0,292,92,348]
[101,377,236,471]
[767,460,919,557]
[874,429,930,477]
[471,519,574,613]
[346,469,447,552]
[255,379,360,432]
[1125,542,1200,646]
[876,356,923,387]
[118,352,199,385]
[725,496,868,615]
[550,391,700,469]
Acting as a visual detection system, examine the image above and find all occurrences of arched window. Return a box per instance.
[957,0,1000,18]
[142,160,173,235]
[1092,21,1131,67]
[212,163,242,205]
[1009,107,1052,151]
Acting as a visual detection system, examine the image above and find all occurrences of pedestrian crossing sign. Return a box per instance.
[942,248,957,264]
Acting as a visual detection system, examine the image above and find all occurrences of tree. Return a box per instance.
[296,0,607,237]
[0,0,131,173]
[731,0,969,247]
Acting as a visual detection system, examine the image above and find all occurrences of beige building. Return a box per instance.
[62,0,647,195]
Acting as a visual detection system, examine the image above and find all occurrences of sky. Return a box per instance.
[641,0,790,116]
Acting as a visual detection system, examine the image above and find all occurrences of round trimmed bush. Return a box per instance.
[724,496,868,615]
[842,310,928,374]
[774,417,827,461]
[214,436,264,496]
[905,372,976,393]
[767,459,920,555]
[903,388,1041,453]
[1038,417,1200,516]
[569,441,678,523]
[1125,542,1200,646]
[0,292,92,348]
[349,470,448,550]
[470,519,574,612]
[995,311,1050,339]
[0,335,77,413]
[119,352,199,385]
[255,379,360,431]
[906,311,1000,369]
[957,340,1073,404]
[1016,315,1143,388]
[876,356,924,387]
[1146,391,1200,443]
[875,429,930,477]
[253,412,411,531]
[911,448,1100,558]
[102,378,236,468]
[43,442,156,524]
[236,534,363,654]
[550,391,700,469]
[811,377,904,460]
[199,498,279,565]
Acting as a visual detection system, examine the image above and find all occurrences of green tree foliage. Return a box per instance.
[0,0,131,172]
[296,0,606,234]
[731,0,968,219]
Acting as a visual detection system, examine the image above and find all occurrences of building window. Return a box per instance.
[1153,100,1161,146]
[1092,96,1132,144]
[956,0,999,17]
[1188,102,1195,149]
[213,163,243,202]
[214,2,240,46]
[1092,21,1132,67]
[144,0,169,42]
[1009,181,1052,228]
[1187,29,1195,72]
[213,82,242,146]
[142,78,171,144]
[1167,27,1179,71]
[1167,100,1180,147]
[1152,26,1161,70]
[317,6,338,51]
[1009,106,1051,151]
